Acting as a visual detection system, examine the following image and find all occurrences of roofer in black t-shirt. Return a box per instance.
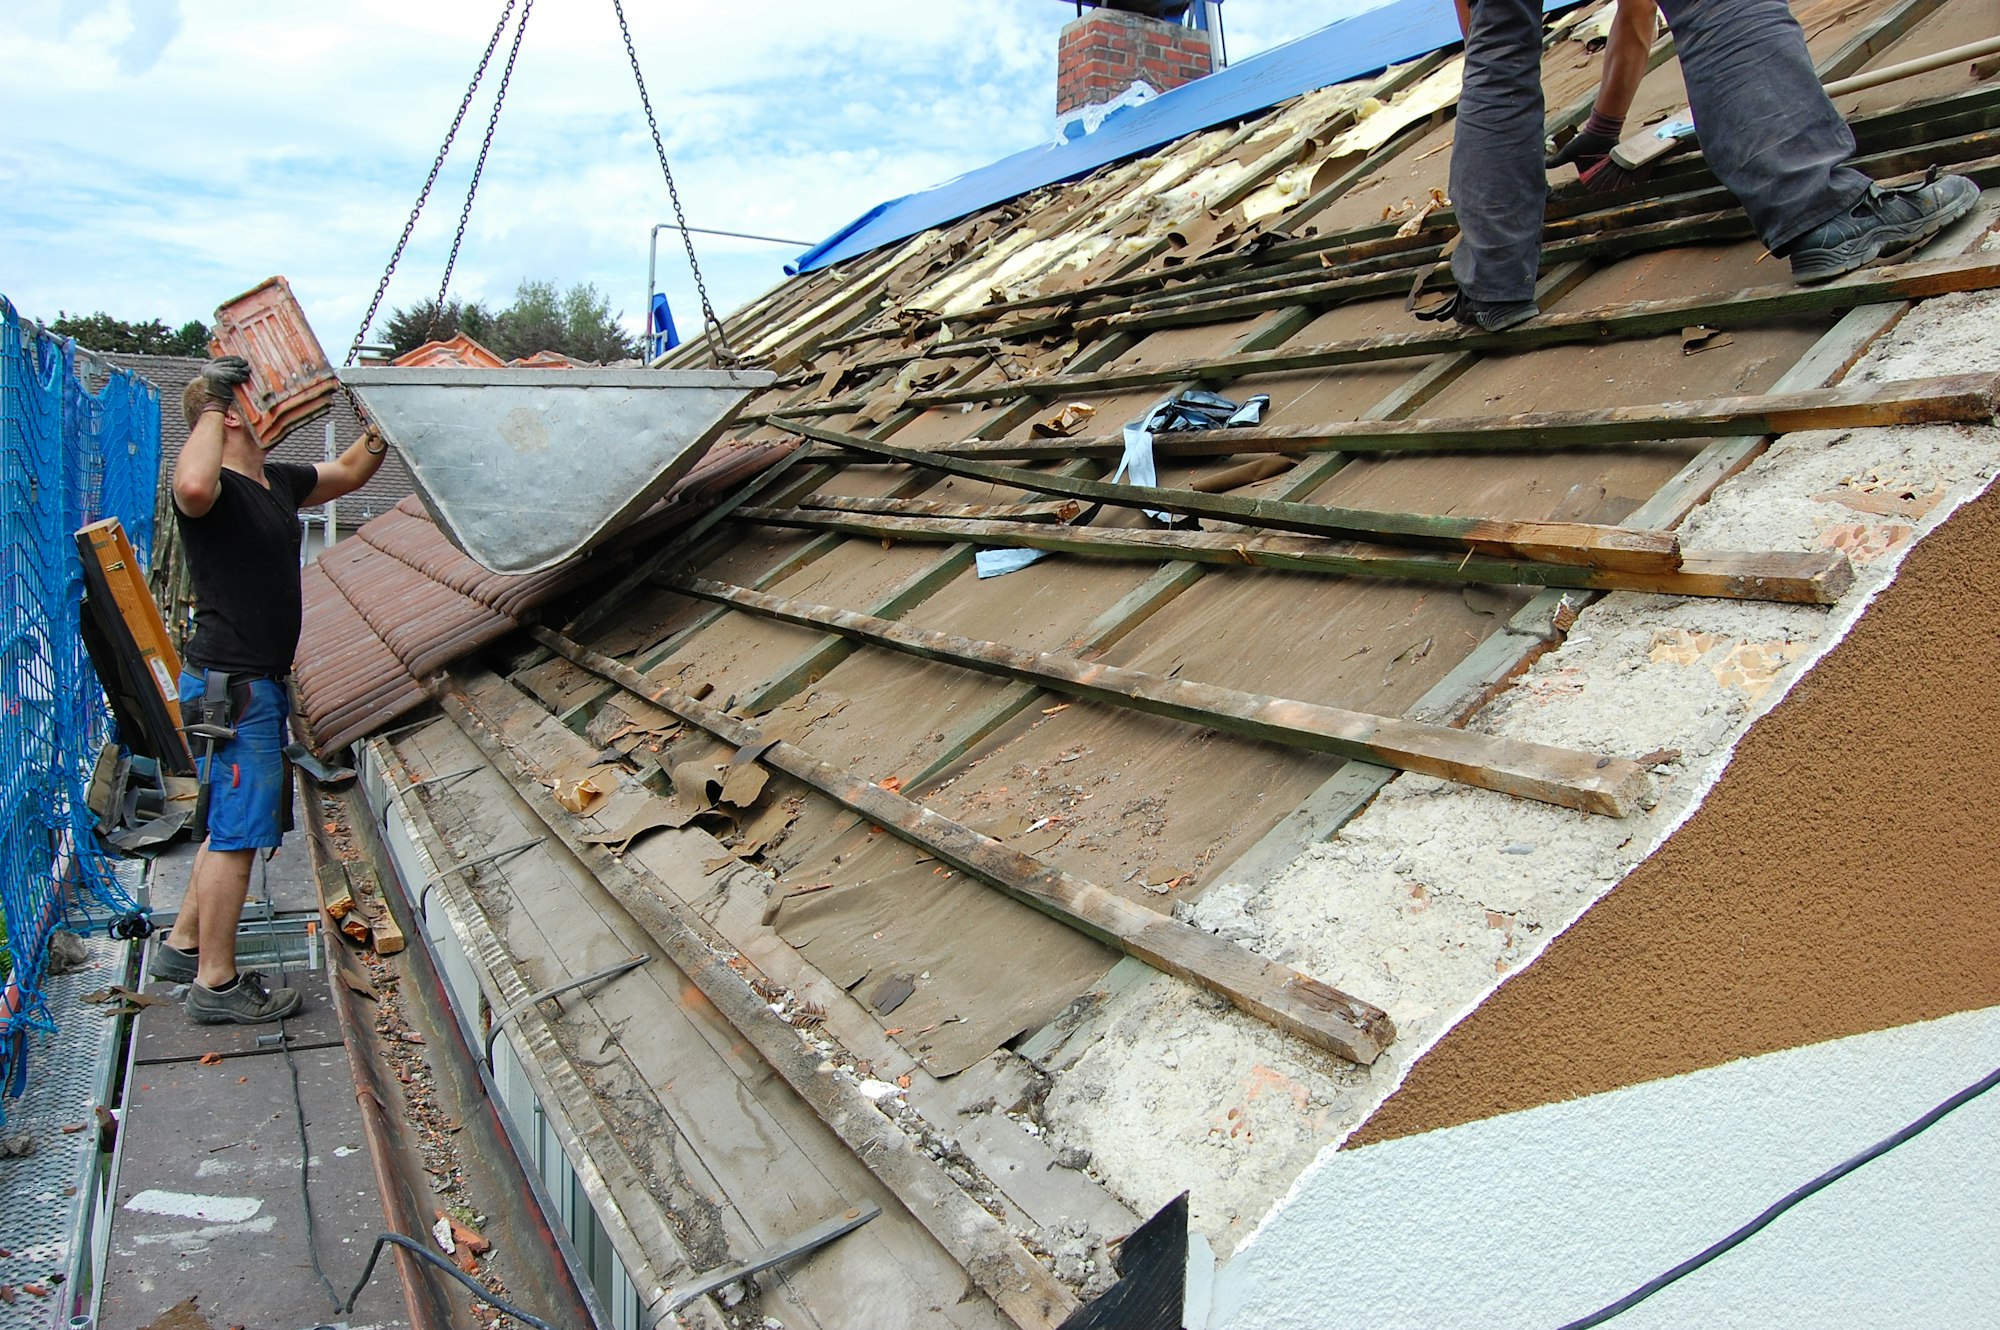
[147,356,388,1024]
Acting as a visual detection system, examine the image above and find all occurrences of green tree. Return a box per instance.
[555,282,639,363]
[490,280,639,363]
[381,296,497,357]
[490,280,566,361]
[381,282,636,363]
[48,311,211,356]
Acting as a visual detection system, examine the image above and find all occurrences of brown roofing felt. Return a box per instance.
[566,0,2000,1081]
[295,438,796,754]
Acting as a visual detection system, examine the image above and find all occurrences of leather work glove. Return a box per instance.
[197,355,252,405]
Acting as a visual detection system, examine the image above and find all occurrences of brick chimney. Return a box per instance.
[1057,5,1215,121]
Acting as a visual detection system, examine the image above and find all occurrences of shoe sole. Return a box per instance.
[1790,182,1979,284]
[1475,305,1539,333]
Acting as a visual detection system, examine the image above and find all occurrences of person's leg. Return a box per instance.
[151,672,212,984]
[146,844,206,985]
[191,848,254,988]
[182,678,299,1023]
[164,843,204,951]
[1449,0,1547,311]
[1654,0,1867,252]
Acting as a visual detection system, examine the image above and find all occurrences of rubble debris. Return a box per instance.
[45,929,89,975]
[138,1298,217,1330]
[869,974,917,1015]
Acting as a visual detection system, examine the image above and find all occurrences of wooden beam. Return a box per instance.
[881,373,2000,461]
[1095,210,1753,336]
[800,493,1088,522]
[435,685,1081,1330]
[736,507,1852,605]
[672,577,1652,816]
[526,628,1398,1066]
[771,416,1683,572]
[866,255,2000,412]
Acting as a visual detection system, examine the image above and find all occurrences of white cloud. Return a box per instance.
[8,1,1347,348]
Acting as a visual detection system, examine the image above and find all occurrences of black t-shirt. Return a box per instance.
[176,460,318,675]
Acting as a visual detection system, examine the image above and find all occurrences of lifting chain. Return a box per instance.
[345,0,523,367]
[611,0,741,368]
[347,1,735,373]
[426,0,534,344]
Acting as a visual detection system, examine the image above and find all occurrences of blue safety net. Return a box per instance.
[789,0,1575,275]
[0,295,159,1096]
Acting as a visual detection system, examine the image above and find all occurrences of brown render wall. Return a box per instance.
[1353,475,2000,1148]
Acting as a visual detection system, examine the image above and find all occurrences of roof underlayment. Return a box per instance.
[303,1,2000,1324]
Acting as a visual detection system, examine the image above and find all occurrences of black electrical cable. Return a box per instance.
[1556,1062,2000,1329]
[264,841,562,1328]
[342,1233,560,1330]
[264,853,346,1313]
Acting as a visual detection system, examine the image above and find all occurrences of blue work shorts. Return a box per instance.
[178,671,289,851]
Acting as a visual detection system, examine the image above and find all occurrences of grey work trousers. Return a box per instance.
[1449,0,1873,303]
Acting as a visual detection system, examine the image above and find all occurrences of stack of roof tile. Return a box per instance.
[296,437,795,755]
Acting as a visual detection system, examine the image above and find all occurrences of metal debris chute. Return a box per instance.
[320,0,773,575]
[340,366,772,575]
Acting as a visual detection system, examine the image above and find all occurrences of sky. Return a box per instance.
[2,1,1379,355]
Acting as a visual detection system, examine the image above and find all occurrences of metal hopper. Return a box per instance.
[339,366,773,575]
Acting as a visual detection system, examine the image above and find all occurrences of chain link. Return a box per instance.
[610,0,739,367]
[426,0,534,344]
[345,0,520,367]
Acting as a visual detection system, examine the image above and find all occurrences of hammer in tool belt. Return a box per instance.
[185,669,236,842]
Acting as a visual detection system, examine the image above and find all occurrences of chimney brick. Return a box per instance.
[1057,7,1215,120]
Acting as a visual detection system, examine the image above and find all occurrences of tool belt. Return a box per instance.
[185,667,294,842]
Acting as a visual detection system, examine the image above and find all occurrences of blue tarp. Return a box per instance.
[789,0,1572,275]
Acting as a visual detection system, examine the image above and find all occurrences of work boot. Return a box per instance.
[1414,290,1540,333]
[1786,173,1978,283]
[187,970,301,1025]
[146,942,198,986]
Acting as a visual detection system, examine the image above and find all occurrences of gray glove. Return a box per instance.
[197,355,252,405]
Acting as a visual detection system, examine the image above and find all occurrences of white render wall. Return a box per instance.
[1205,1005,2000,1329]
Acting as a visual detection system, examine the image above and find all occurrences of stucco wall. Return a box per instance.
[1354,475,2000,1146]
[1209,1005,2000,1329]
